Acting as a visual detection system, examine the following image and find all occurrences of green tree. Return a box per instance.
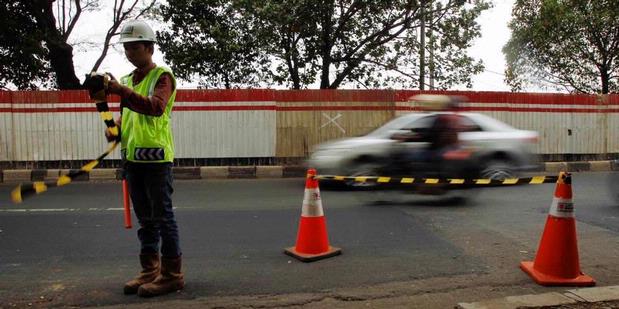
[159,0,491,89]
[157,0,272,89]
[0,0,155,90]
[504,0,619,94]
[0,2,51,89]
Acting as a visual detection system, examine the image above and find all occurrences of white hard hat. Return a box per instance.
[118,20,156,43]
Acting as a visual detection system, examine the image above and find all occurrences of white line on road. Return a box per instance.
[1,208,113,213]
[0,207,179,213]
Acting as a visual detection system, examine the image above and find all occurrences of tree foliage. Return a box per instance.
[159,0,490,89]
[0,0,155,90]
[504,0,619,94]
[157,0,272,89]
[0,2,51,89]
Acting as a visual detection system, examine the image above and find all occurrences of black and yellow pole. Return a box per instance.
[314,175,560,186]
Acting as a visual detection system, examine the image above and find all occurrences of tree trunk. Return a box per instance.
[32,0,81,89]
[47,40,82,89]
[600,67,609,94]
[319,50,332,89]
[330,60,360,89]
[319,1,335,89]
[291,71,301,89]
[224,71,231,89]
[284,38,301,89]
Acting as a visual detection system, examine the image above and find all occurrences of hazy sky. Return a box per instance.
[457,0,513,91]
[71,0,514,91]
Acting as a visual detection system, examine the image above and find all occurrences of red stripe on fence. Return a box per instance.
[1,89,619,106]
[275,90,395,102]
[0,91,11,103]
[6,107,122,113]
[394,90,619,105]
[174,105,276,111]
[5,105,619,113]
[7,90,91,104]
[176,89,276,102]
[1,89,277,103]
[458,106,612,113]
[280,106,619,113]
[5,106,276,113]
[277,105,393,111]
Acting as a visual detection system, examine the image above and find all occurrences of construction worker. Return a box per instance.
[94,20,184,297]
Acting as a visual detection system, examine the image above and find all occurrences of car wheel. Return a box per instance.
[480,159,516,181]
[346,162,382,188]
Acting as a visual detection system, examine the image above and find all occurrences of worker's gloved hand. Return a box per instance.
[103,72,124,95]
[105,72,117,82]
[107,79,124,96]
[83,72,111,102]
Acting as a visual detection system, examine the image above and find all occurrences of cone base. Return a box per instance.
[284,246,342,263]
[520,261,595,287]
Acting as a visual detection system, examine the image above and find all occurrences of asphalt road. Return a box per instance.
[1,172,619,308]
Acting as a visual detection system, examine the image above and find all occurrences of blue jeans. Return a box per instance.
[125,162,181,258]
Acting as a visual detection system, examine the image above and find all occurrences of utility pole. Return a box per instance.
[428,0,435,90]
[419,0,426,90]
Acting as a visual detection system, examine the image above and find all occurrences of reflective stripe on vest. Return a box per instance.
[120,66,176,163]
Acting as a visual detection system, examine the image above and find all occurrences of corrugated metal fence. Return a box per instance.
[1,89,618,167]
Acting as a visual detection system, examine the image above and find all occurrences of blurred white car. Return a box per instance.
[307,112,539,180]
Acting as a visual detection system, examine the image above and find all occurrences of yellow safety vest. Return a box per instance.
[120,66,176,163]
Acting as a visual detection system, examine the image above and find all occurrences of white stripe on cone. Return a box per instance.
[301,188,324,217]
[549,197,575,218]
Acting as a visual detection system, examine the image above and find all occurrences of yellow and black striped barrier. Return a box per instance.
[314,175,559,186]
[10,100,120,203]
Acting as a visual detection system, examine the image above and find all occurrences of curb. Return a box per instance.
[457,285,619,308]
[0,161,617,183]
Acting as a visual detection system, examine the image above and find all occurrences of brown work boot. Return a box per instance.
[123,253,160,295]
[137,256,184,297]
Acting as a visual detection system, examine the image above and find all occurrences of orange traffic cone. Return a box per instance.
[520,172,595,286]
[284,168,341,262]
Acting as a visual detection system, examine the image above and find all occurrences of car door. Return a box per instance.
[457,114,484,142]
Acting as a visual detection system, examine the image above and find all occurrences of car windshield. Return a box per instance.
[367,114,423,137]
[366,112,517,138]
